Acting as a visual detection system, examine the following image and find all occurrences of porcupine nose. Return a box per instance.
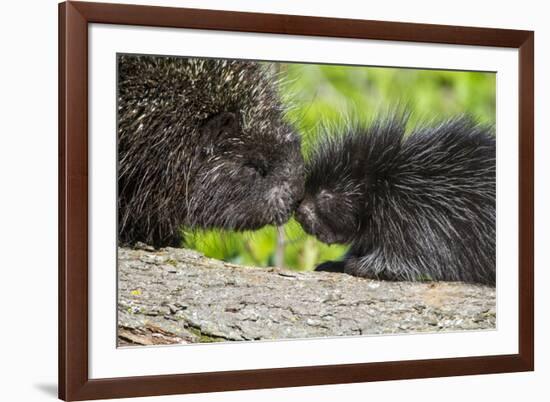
[288,174,305,217]
[295,199,314,233]
[295,181,305,207]
[293,195,304,213]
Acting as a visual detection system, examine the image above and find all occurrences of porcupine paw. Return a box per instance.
[315,260,346,273]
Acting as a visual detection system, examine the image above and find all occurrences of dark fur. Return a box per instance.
[296,115,496,285]
[118,55,304,247]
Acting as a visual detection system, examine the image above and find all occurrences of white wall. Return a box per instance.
[0,0,546,401]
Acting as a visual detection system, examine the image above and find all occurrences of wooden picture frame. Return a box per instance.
[59,1,534,400]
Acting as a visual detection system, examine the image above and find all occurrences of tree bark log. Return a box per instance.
[118,246,496,346]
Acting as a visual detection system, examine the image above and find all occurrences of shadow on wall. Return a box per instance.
[34,383,58,398]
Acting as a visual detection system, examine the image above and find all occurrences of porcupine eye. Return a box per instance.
[316,190,336,212]
[243,160,268,177]
[315,189,358,238]
[200,112,240,145]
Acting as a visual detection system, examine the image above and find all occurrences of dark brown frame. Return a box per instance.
[59,1,534,400]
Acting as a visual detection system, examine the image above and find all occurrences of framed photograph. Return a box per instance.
[59,1,534,400]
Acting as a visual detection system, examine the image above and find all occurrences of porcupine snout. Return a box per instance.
[295,199,316,234]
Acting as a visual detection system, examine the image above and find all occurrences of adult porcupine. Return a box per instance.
[295,115,496,285]
[118,55,304,247]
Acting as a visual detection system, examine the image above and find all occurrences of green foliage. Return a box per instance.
[183,219,346,271]
[280,64,495,150]
[183,62,496,271]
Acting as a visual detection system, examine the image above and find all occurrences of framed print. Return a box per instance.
[59,1,534,400]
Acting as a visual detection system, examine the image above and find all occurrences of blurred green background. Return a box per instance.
[184,63,496,271]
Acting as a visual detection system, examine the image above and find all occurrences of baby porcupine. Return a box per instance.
[295,115,496,285]
[118,55,304,248]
